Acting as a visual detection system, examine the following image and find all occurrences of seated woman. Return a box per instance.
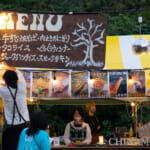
[64,107,92,145]
[17,111,51,150]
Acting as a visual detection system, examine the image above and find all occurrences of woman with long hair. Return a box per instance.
[18,111,51,150]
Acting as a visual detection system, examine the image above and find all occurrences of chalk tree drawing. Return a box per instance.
[66,18,105,67]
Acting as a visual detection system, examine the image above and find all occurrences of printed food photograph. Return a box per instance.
[128,71,145,97]
[71,71,88,97]
[146,70,150,96]
[52,71,69,97]
[90,72,108,97]
[32,72,50,97]
[109,71,127,97]
[21,71,31,97]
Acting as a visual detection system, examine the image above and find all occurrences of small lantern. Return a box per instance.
[99,136,104,145]
[132,38,150,55]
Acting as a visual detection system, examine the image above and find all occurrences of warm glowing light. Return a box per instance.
[129,79,133,84]
[99,136,104,144]
[0,61,7,70]
[4,14,9,23]
[0,13,6,28]
[89,78,94,84]
[0,13,14,29]
[30,98,33,102]
[140,52,146,56]
[131,102,135,107]
[0,13,4,21]
[53,79,58,84]
[0,64,4,69]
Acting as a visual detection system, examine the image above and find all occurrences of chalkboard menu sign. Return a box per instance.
[0,11,107,69]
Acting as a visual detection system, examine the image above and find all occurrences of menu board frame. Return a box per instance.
[0,11,107,70]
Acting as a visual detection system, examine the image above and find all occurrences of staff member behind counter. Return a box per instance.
[85,102,103,144]
[64,107,92,145]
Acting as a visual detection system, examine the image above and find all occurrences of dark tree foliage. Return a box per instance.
[1,0,150,34]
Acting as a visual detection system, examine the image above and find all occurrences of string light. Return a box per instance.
[89,71,94,84]
[128,71,133,84]
[53,71,57,84]
[29,98,33,102]
[131,102,135,107]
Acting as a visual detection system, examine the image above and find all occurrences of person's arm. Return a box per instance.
[0,62,26,87]
[16,70,26,87]
[64,123,71,145]
[82,124,92,145]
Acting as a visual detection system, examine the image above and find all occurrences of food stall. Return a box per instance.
[0,10,150,149]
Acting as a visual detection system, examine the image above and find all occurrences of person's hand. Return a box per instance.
[0,61,15,71]
[0,53,5,62]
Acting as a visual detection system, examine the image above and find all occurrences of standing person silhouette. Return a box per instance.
[0,62,29,150]
[85,102,103,144]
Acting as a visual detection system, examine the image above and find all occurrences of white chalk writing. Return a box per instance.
[38,44,70,53]
[4,53,70,63]
[2,33,38,44]
[1,44,31,52]
[0,13,63,31]
[40,34,70,43]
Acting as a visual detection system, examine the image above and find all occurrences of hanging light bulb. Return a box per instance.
[128,71,133,84]
[29,98,33,102]
[131,102,135,107]
[89,71,94,84]
[53,71,57,84]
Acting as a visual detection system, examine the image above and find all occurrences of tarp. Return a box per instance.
[105,35,150,70]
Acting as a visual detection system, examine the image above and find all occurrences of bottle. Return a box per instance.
[129,126,133,137]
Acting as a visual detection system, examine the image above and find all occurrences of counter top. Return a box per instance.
[51,145,150,150]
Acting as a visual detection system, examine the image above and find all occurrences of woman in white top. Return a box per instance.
[64,107,92,145]
[0,63,30,150]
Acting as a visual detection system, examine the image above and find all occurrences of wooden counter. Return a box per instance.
[51,145,150,150]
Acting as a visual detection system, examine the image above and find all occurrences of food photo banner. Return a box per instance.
[32,71,50,97]
[71,71,88,97]
[128,71,145,97]
[89,72,108,97]
[109,71,127,97]
[0,11,107,69]
[0,69,148,99]
[52,71,69,97]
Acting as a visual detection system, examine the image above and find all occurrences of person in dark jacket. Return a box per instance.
[85,102,103,144]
